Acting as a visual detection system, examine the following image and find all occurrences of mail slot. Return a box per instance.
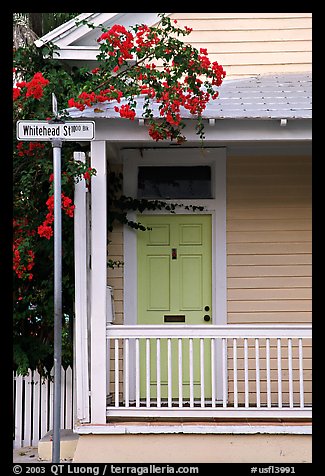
[164,315,185,323]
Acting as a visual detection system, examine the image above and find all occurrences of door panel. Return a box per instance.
[179,255,202,310]
[147,255,170,310]
[137,214,212,399]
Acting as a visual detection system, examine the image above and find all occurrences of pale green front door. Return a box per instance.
[137,214,212,400]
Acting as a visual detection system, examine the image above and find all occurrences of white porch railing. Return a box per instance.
[106,325,312,419]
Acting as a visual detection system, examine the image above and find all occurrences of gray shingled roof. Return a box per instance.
[67,73,312,121]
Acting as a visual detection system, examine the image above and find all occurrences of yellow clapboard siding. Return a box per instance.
[227,186,311,198]
[113,301,123,314]
[227,265,311,277]
[107,277,123,291]
[107,168,124,323]
[228,347,312,359]
[228,180,311,189]
[228,242,311,255]
[228,300,311,312]
[208,51,311,66]
[108,244,123,255]
[172,13,311,20]
[227,171,311,181]
[228,361,312,371]
[227,231,311,243]
[227,208,311,220]
[113,289,123,301]
[227,166,311,176]
[107,266,123,278]
[180,28,312,44]
[229,390,312,396]
[226,338,312,347]
[232,152,310,401]
[227,220,311,232]
[228,351,312,363]
[167,13,311,78]
[220,64,311,78]
[169,18,312,31]
[227,370,312,381]
[228,358,312,368]
[228,276,311,289]
[228,155,310,165]
[228,155,310,164]
[228,174,311,185]
[227,254,311,265]
[228,198,311,207]
[189,40,311,54]
[228,288,312,300]
[228,312,311,323]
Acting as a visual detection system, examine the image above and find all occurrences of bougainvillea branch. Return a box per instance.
[67,13,226,142]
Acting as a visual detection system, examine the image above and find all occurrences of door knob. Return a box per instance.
[204,306,210,311]
[204,315,211,322]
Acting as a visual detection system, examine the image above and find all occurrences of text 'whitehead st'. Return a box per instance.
[16,120,95,141]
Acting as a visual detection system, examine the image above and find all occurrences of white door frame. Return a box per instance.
[122,147,227,401]
[123,147,227,326]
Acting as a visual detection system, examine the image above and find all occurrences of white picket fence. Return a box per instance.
[13,366,74,448]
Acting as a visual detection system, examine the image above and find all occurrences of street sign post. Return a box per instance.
[16,111,95,463]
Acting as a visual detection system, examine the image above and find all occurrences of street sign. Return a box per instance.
[16,120,95,141]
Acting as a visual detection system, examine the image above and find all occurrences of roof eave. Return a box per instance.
[71,115,312,144]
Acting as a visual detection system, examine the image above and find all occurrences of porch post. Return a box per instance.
[73,151,90,423]
[90,140,107,423]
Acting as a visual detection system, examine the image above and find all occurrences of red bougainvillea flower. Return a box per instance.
[14,72,49,102]
[97,24,134,63]
[67,15,226,143]
[13,88,21,100]
[25,72,49,99]
[13,218,36,280]
[37,223,53,240]
[115,104,136,121]
[37,187,76,241]
[16,141,45,158]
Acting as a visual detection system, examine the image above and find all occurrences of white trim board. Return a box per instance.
[75,424,312,435]
[35,13,164,61]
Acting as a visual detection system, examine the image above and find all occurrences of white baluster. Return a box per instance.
[200,339,205,407]
[244,338,249,408]
[298,338,305,408]
[115,339,119,407]
[266,338,271,408]
[146,338,150,407]
[211,338,216,408]
[178,338,183,408]
[168,338,172,408]
[125,338,129,408]
[233,338,238,408]
[222,338,227,408]
[288,338,294,408]
[156,338,161,408]
[135,338,140,407]
[189,338,194,408]
[277,338,282,408]
[255,338,261,408]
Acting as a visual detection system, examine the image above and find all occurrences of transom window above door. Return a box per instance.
[137,166,212,199]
